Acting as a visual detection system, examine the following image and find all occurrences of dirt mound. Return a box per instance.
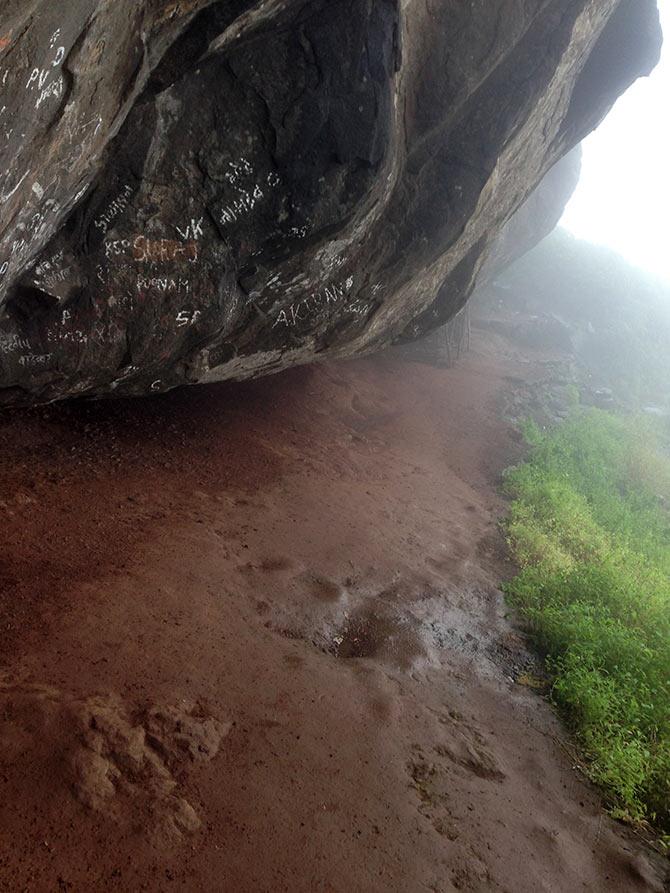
[0,679,229,847]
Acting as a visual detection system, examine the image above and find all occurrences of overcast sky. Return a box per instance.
[561,1,669,282]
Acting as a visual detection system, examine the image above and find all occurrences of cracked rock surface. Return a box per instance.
[0,0,661,404]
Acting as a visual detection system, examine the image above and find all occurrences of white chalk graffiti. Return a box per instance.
[10,237,28,256]
[94,185,134,233]
[1,176,63,285]
[0,333,31,354]
[218,161,281,228]
[35,78,63,110]
[0,232,33,279]
[45,317,114,349]
[289,225,309,239]
[106,292,130,309]
[137,275,190,294]
[176,309,202,327]
[224,158,253,187]
[345,298,370,317]
[34,248,65,278]
[220,184,265,226]
[175,217,204,241]
[48,329,87,345]
[41,267,70,288]
[26,30,67,111]
[104,237,131,258]
[18,353,52,368]
[273,275,356,328]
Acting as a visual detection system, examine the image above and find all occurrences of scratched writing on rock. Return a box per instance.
[26,29,66,110]
[45,317,120,349]
[219,157,281,227]
[104,236,199,264]
[175,217,204,241]
[18,353,52,368]
[0,333,31,354]
[33,248,72,290]
[0,187,63,279]
[175,309,201,327]
[34,248,65,279]
[273,276,356,328]
[46,327,88,346]
[136,275,191,295]
[94,185,134,233]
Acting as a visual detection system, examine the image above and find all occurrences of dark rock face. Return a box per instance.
[0,0,661,404]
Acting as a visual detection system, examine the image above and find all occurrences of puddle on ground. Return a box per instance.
[332,608,427,670]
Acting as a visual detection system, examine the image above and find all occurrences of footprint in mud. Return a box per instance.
[351,394,381,418]
[433,711,506,782]
[238,555,297,575]
[405,740,504,859]
[426,556,464,581]
[407,756,462,843]
[434,737,506,782]
[347,394,396,433]
[303,574,344,603]
[333,607,427,671]
[426,541,472,580]
[406,719,505,838]
[258,556,295,573]
[229,496,268,510]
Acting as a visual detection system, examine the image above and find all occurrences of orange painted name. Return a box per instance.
[132,236,198,264]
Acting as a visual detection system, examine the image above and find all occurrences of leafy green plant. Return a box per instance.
[504,408,670,831]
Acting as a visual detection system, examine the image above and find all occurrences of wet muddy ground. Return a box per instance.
[0,324,666,891]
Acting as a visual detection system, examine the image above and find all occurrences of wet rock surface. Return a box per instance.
[0,0,661,403]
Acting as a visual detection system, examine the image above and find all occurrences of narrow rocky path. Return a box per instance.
[0,329,665,891]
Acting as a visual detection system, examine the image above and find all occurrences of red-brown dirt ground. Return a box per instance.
[0,325,666,892]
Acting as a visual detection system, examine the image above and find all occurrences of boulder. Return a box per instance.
[0,0,661,404]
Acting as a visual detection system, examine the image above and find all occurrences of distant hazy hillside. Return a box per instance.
[492,228,670,409]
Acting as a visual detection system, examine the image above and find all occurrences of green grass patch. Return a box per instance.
[503,408,670,831]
